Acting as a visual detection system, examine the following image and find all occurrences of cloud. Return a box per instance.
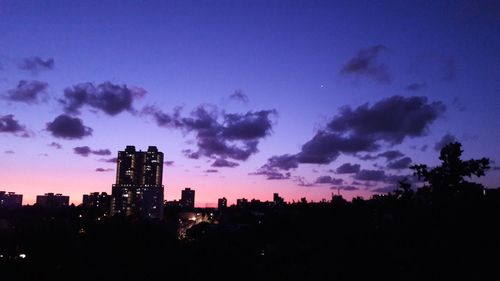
[250,166,291,180]
[377,150,405,161]
[73,146,111,157]
[354,169,386,181]
[48,142,63,149]
[229,89,249,104]
[100,157,117,163]
[434,134,457,151]
[146,105,276,161]
[46,114,93,139]
[338,186,359,191]
[340,45,392,84]
[19,57,54,74]
[255,95,445,182]
[327,96,445,145]
[204,169,219,173]
[95,168,113,172]
[296,131,379,164]
[4,150,14,154]
[265,154,299,170]
[387,157,412,170]
[4,80,48,104]
[211,158,239,168]
[315,175,344,185]
[336,163,361,174]
[372,186,397,193]
[164,161,174,166]
[60,82,145,116]
[141,105,183,128]
[405,82,426,91]
[177,109,273,163]
[357,150,405,162]
[294,176,315,187]
[0,114,30,137]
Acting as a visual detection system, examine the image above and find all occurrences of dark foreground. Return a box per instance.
[1,195,499,281]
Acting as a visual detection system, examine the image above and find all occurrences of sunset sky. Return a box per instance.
[1,0,499,206]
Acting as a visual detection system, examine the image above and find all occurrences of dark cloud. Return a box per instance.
[296,131,379,164]
[100,157,117,163]
[354,169,386,181]
[211,158,239,168]
[250,166,291,180]
[387,157,412,170]
[421,144,428,151]
[357,150,405,162]
[73,146,111,157]
[405,82,426,91]
[229,89,249,104]
[327,96,445,145]
[204,169,219,173]
[147,105,276,161]
[265,154,299,170]
[4,150,14,154]
[336,163,361,174]
[164,161,174,166]
[434,134,457,151]
[378,150,405,161]
[0,114,30,137]
[92,149,111,156]
[315,176,344,185]
[372,186,397,193]
[19,57,54,74]
[295,176,315,187]
[95,168,113,172]
[182,106,276,160]
[48,142,62,149]
[60,82,145,116]
[46,114,93,139]
[340,45,392,84]
[4,80,48,104]
[338,186,359,191]
[141,105,183,128]
[73,146,91,157]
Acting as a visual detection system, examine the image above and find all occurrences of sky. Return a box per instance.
[1,0,499,206]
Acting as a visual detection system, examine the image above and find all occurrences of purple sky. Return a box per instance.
[1,0,499,206]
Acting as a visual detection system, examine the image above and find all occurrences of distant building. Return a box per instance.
[180,188,195,209]
[36,193,69,208]
[110,146,164,220]
[236,198,248,207]
[82,192,111,214]
[273,193,285,205]
[0,191,22,208]
[217,197,227,209]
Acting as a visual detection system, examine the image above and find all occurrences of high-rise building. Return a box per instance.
[36,193,69,208]
[0,191,22,208]
[110,146,164,220]
[82,192,111,215]
[217,197,227,209]
[180,188,195,209]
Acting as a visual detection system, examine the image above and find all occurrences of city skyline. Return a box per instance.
[1,1,500,206]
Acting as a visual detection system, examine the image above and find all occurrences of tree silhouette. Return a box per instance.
[411,142,490,199]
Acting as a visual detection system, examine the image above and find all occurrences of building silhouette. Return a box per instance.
[218,197,227,209]
[82,192,111,215]
[273,193,284,205]
[0,191,22,208]
[36,193,69,208]
[180,188,195,209]
[110,146,164,219]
